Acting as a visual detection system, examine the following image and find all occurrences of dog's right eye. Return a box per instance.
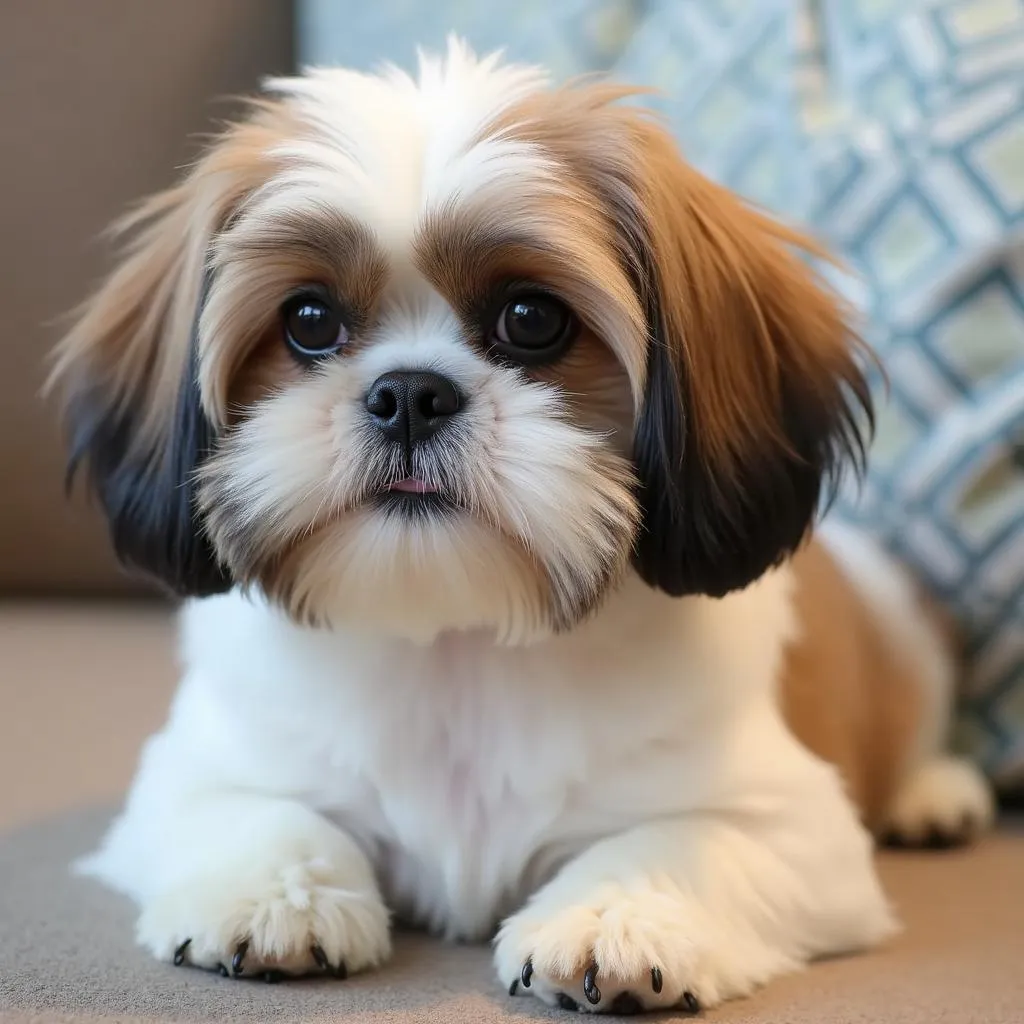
[281,291,348,359]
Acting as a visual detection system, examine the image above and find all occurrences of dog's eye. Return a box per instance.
[492,294,577,365]
[282,292,347,359]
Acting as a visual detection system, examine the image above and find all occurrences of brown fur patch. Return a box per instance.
[485,81,872,480]
[534,329,634,445]
[781,541,925,832]
[206,210,388,420]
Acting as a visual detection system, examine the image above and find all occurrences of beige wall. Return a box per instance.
[0,0,293,595]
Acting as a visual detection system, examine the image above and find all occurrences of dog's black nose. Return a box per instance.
[365,371,462,445]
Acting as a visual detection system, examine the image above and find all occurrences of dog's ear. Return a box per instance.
[51,187,231,598]
[47,112,284,597]
[623,119,873,598]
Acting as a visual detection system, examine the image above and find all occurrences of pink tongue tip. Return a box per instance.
[390,477,436,494]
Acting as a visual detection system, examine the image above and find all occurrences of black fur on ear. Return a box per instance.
[625,223,872,600]
[631,317,870,599]
[64,279,232,599]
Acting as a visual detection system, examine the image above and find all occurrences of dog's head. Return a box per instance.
[50,40,871,643]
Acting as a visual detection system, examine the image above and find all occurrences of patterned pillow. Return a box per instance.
[610,0,812,218]
[806,0,1024,792]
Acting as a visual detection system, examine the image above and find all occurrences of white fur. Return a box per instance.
[80,566,898,1009]
[261,40,557,252]
[884,756,995,844]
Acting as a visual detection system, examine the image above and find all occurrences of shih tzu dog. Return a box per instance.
[51,39,995,1014]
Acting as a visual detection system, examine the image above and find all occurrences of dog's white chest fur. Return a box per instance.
[155,570,796,941]
[319,632,588,939]
[81,562,901,1009]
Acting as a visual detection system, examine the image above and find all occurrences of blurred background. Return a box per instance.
[1,0,1023,827]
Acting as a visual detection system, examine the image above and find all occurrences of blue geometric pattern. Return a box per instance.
[611,1,814,217]
[298,0,645,80]
[808,1,1024,791]
[298,0,1024,792]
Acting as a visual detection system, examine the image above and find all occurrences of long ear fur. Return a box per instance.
[62,318,228,598]
[47,109,286,596]
[624,120,873,598]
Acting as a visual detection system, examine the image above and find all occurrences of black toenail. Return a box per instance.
[557,993,579,1011]
[311,944,329,971]
[172,938,191,966]
[681,991,701,1014]
[583,962,601,1004]
[334,960,348,981]
[231,939,249,976]
[925,825,962,850]
[264,970,284,984]
[508,979,519,996]
[216,963,229,977]
[521,957,534,988]
[612,992,643,1015]
[651,965,663,994]
[883,829,905,849]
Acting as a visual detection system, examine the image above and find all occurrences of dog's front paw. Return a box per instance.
[137,856,391,982]
[496,880,779,1014]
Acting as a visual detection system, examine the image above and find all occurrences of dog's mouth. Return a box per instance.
[375,475,456,516]
[387,477,438,495]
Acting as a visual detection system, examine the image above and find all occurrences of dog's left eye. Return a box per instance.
[492,294,577,365]
[281,291,348,359]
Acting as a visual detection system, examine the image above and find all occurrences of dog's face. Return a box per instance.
[51,42,871,643]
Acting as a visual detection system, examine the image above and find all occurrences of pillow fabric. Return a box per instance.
[806,0,1024,792]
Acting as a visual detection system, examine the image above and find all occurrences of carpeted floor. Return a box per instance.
[2,807,1023,1023]
[2,603,1024,1023]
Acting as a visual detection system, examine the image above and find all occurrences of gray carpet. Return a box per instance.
[2,808,1023,1024]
